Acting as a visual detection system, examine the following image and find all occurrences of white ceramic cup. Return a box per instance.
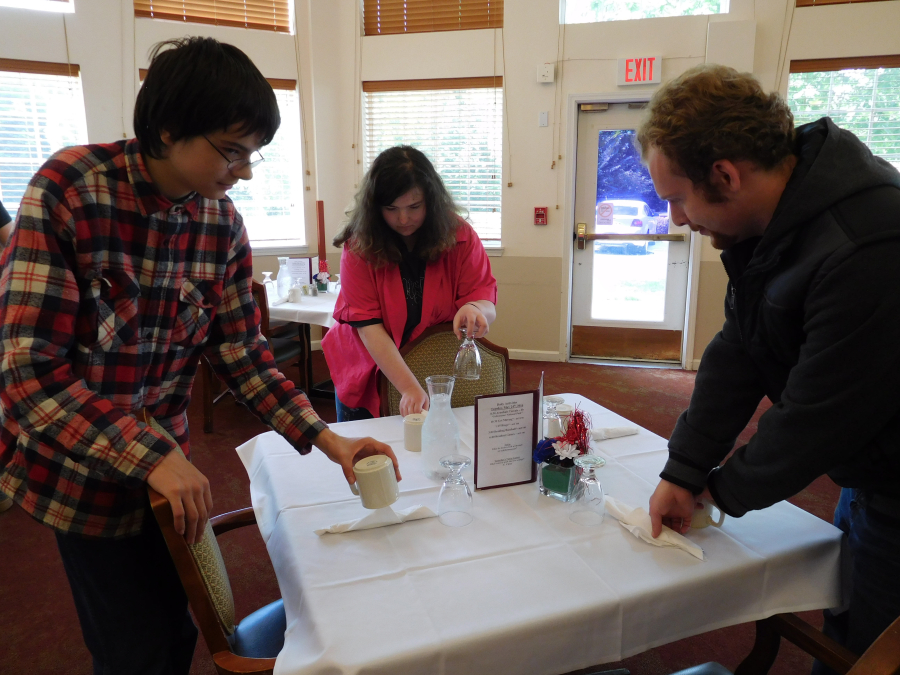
[403,412,428,452]
[288,286,303,303]
[349,455,399,510]
[691,498,725,529]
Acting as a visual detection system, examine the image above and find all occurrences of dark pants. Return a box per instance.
[812,488,900,674]
[55,511,198,675]
[335,394,375,422]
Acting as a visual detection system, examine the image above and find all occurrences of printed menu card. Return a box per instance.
[474,391,538,490]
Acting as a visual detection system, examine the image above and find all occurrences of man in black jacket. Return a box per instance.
[639,64,900,666]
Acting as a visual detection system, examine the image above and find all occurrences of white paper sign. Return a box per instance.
[288,257,317,285]
[596,201,614,227]
[474,391,537,490]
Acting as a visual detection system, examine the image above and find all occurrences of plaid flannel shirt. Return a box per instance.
[0,140,327,538]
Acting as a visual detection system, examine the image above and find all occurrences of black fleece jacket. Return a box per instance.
[661,117,900,517]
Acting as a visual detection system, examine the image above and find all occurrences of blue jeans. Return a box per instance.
[56,511,198,675]
[335,394,375,422]
[812,488,900,674]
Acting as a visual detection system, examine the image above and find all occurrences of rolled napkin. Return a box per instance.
[604,495,704,560]
[315,505,436,536]
[591,426,639,441]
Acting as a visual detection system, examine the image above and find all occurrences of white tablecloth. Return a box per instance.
[236,394,842,675]
[269,293,337,328]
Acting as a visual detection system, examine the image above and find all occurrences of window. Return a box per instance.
[564,0,727,24]
[363,0,503,36]
[364,78,503,244]
[133,0,291,33]
[788,56,900,170]
[227,83,306,250]
[0,59,88,219]
[0,0,73,12]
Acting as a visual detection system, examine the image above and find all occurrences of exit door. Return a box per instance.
[570,102,692,362]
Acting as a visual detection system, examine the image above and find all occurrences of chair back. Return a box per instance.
[147,418,236,657]
[378,322,510,417]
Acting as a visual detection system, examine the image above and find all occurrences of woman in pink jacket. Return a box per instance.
[323,146,497,421]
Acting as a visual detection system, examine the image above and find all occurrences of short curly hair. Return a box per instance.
[637,64,795,202]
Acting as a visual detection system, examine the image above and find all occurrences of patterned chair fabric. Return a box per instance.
[149,417,237,635]
[382,326,509,416]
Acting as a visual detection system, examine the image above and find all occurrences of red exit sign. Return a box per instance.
[617,56,662,86]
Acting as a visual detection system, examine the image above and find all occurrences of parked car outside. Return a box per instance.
[595,199,656,254]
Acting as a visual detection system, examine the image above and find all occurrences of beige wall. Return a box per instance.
[1,0,898,364]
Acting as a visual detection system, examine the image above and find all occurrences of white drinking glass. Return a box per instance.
[453,327,482,380]
[437,454,473,527]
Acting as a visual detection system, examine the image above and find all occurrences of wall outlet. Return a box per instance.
[537,63,555,83]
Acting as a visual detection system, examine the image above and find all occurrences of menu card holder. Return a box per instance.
[474,390,539,490]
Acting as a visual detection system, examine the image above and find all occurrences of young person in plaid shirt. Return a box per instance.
[0,37,399,674]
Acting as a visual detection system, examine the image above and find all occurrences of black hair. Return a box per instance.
[134,37,280,159]
[333,146,460,266]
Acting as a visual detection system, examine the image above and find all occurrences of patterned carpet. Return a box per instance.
[0,355,841,675]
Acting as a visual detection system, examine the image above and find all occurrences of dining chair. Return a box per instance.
[670,611,900,675]
[149,484,286,674]
[202,279,306,433]
[377,321,510,417]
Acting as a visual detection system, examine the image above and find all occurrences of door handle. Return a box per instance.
[576,223,587,250]
[580,233,687,242]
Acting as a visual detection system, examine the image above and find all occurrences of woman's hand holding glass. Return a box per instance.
[453,302,489,339]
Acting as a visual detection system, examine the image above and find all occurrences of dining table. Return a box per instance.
[267,292,337,398]
[236,393,843,675]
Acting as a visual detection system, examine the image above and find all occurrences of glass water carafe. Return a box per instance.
[421,375,459,481]
[276,256,291,300]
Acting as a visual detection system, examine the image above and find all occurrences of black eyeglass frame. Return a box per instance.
[202,135,265,171]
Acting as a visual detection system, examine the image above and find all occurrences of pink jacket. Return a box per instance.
[322,219,497,417]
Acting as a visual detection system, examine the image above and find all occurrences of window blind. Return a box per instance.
[363,0,503,36]
[134,1,291,33]
[0,61,88,219]
[364,79,503,243]
[788,59,900,170]
[226,86,306,249]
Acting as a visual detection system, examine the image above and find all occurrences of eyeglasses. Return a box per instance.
[203,135,265,171]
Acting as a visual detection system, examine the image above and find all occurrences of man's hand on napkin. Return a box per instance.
[606,496,704,560]
[313,428,401,485]
[648,479,712,536]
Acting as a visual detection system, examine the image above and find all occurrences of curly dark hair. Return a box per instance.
[135,37,280,160]
[333,146,461,266]
[636,64,795,202]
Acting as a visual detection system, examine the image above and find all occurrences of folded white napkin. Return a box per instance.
[591,426,639,441]
[604,495,704,560]
[271,296,289,306]
[315,505,436,536]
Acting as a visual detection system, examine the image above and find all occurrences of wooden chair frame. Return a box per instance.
[734,611,900,675]
[376,321,511,417]
[148,488,277,675]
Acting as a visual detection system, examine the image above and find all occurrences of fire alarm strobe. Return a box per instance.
[534,206,548,225]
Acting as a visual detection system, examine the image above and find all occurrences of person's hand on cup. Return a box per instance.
[399,382,429,417]
[649,479,699,536]
[453,302,489,339]
[313,428,401,485]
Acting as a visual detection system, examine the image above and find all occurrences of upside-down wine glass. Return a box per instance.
[437,454,474,527]
[453,327,482,380]
[568,455,606,526]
